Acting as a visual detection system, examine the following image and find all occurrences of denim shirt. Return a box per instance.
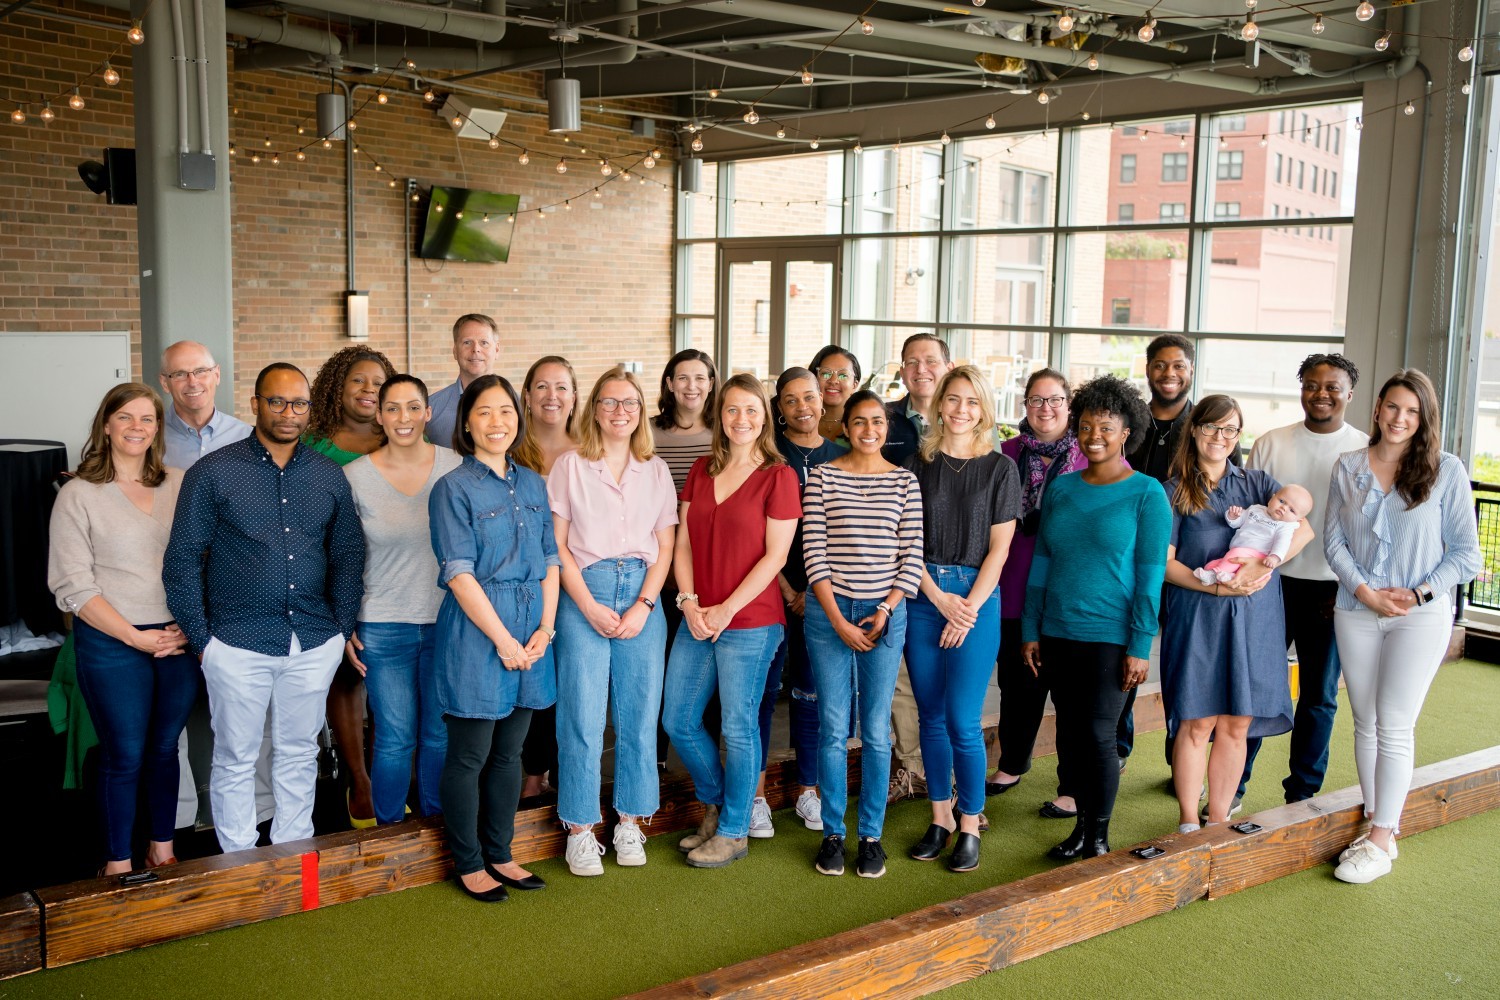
[429,455,560,718]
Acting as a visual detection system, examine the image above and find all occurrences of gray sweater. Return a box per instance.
[345,448,461,623]
[48,470,184,625]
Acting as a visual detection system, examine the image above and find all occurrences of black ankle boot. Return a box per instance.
[1087,815,1111,857]
[1047,813,1089,861]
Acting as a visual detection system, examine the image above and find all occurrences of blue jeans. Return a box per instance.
[757,608,821,787]
[804,596,906,839]
[359,621,445,823]
[554,558,666,826]
[663,622,783,839]
[903,564,1002,817]
[73,619,201,861]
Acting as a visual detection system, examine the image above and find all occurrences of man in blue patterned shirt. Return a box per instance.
[164,362,365,854]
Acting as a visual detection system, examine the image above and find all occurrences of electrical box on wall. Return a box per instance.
[179,151,216,190]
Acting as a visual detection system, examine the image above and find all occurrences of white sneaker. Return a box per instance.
[1338,833,1398,864]
[1333,838,1393,884]
[795,788,823,831]
[748,796,775,839]
[613,822,648,867]
[1178,822,1201,834]
[565,829,606,876]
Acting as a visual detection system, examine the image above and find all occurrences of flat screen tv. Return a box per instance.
[417,185,520,263]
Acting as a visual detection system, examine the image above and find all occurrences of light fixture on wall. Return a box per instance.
[346,291,369,341]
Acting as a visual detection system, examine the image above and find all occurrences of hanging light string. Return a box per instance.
[5,0,162,124]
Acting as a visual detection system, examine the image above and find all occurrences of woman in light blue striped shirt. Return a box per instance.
[1323,369,1480,885]
[801,390,925,878]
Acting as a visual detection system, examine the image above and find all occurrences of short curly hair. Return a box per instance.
[306,346,397,443]
[1297,352,1359,387]
[1069,374,1151,455]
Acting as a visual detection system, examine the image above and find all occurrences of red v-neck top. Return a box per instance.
[681,457,802,630]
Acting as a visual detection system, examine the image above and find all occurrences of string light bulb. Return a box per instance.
[1311,13,1325,34]
[1138,129,1148,141]
[271,153,280,165]
[776,126,786,139]
[1036,89,1050,105]
[1082,110,1091,120]
[264,136,272,147]
[1355,1,1374,21]
[600,159,613,176]
[488,136,500,150]
[1374,31,1390,52]
[1463,80,1473,95]
[1459,43,1475,62]
[800,68,814,86]
[1354,116,1363,130]
[373,163,382,172]
[323,138,333,148]
[10,106,25,125]
[1241,13,1258,42]
[102,62,120,86]
[1219,134,1227,148]
[940,130,951,144]
[707,87,720,99]
[251,152,261,164]
[1057,10,1075,32]
[651,147,662,160]
[451,113,463,127]
[1245,0,1257,7]
[860,18,873,35]
[1259,134,1267,147]
[556,158,568,173]
[347,118,357,131]
[743,108,760,124]
[564,201,571,211]
[643,156,656,168]
[594,188,602,198]
[518,149,530,165]
[423,86,436,103]
[691,134,704,152]
[1137,17,1156,42]
[68,89,85,111]
[389,179,397,188]
[1087,52,1099,70]
[985,114,996,129]
[376,91,388,104]
[810,137,820,149]
[403,57,417,71]
[1178,133,1186,148]
[621,169,631,181]
[228,143,235,156]
[853,140,863,153]
[127,20,145,44]
[295,150,306,161]
[1403,100,1415,115]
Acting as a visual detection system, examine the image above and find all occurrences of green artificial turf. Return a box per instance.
[5,659,1497,1000]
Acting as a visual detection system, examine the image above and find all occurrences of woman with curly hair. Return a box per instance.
[1325,369,1480,884]
[305,345,397,827]
[1021,375,1171,862]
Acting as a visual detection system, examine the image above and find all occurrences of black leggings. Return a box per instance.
[521,705,557,779]
[1040,636,1130,819]
[442,710,533,876]
[995,618,1073,797]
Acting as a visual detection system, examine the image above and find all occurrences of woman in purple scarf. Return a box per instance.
[986,368,1088,818]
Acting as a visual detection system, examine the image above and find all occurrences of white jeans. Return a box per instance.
[201,632,343,853]
[1333,598,1452,833]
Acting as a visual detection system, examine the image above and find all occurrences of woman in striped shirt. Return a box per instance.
[1325,369,1480,884]
[802,390,924,878]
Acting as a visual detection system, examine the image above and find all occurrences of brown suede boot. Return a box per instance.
[677,803,720,853]
[685,833,749,868]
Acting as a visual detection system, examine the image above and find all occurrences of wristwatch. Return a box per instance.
[674,592,698,610]
[1415,584,1434,605]
[640,596,657,610]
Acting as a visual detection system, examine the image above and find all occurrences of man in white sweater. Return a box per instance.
[1241,354,1369,803]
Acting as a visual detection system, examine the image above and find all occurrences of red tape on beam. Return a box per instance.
[300,852,319,910]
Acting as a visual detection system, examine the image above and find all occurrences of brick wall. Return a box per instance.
[0,7,678,418]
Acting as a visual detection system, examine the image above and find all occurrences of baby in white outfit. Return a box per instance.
[1194,484,1313,585]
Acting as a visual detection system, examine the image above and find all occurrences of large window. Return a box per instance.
[675,99,1360,424]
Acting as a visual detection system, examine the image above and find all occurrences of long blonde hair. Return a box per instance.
[708,373,784,475]
[918,365,998,463]
[76,383,168,487]
[576,367,655,462]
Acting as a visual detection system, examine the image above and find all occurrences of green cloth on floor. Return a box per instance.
[45,630,96,790]
[9,659,1500,1000]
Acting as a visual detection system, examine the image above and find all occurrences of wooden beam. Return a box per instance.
[0,893,40,981]
[622,745,1500,1000]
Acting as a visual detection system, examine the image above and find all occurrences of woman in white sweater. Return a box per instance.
[48,383,196,875]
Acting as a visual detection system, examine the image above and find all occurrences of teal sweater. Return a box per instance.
[1021,471,1171,660]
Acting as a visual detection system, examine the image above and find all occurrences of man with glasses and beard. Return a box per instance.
[164,363,365,854]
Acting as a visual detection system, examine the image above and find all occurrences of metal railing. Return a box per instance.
[1466,480,1500,615]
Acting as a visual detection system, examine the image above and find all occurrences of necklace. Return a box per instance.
[1151,416,1172,447]
[941,452,973,475]
[782,438,819,482]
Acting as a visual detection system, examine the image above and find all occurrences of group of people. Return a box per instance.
[46,321,1478,902]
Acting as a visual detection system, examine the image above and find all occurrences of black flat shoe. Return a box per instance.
[909,823,953,861]
[948,832,981,872]
[1048,814,1090,861]
[455,873,508,903]
[485,864,546,891]
[1038,801,1077,820]
[984,777,1021,795]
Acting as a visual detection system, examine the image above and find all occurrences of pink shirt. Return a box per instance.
[547,450,678,570]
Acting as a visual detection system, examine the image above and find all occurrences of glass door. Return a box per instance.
[717,243,841,383]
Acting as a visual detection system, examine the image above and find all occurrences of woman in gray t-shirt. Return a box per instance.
[344,374,462,824]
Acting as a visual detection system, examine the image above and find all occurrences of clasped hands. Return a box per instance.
[495,628,552,670]
[135,624,188,658]
[681,598,734,642]
[933,591,977,649]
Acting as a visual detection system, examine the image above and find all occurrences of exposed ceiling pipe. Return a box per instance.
[277,0,507,44]
[1266,6,1417,94]
[92,0,343,56]
[638,0,1264,94]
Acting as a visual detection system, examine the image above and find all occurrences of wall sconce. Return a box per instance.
[346,290,369,341]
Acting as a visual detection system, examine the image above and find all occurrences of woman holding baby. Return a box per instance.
[1160,395,1314,833]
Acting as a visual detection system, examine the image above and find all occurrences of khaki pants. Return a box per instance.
[891,658,924,778]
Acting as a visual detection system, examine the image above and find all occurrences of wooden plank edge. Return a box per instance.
[0,893,41,981]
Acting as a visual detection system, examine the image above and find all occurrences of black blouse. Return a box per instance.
[904,449,1021,569]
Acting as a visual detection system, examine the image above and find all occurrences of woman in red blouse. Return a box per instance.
[664,374,802,868]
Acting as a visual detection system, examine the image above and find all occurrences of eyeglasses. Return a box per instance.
[164,366,217,382]
[901,356,946,371]
[1196,422,1241,440]
[596,397,642,413]
[817,369,853,382]
[1024,395,1067,410]
[256,395,311,414]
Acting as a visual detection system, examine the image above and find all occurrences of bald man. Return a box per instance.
[158,341,251,469]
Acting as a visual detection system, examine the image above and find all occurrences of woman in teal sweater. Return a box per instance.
[1022,375,1171,861]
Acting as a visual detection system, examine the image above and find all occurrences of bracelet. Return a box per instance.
[876,602,893,615]
[640,596,656,610]
[539,625,556,639]
[1214,582,1221,596]
[675,592,698,610]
